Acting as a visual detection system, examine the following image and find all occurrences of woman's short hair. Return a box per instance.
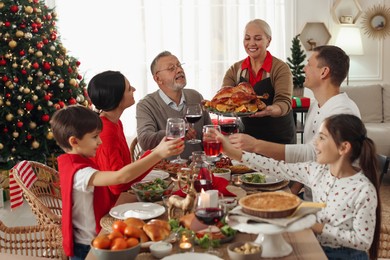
[87,71,125,111]
[245,19,272,40]
[50,105,102,151]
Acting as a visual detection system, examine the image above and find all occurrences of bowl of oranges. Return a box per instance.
[90,220,142,260]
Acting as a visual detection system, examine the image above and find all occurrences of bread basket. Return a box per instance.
[239,192,301,219]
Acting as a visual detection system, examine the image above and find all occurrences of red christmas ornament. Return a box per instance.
[50,33,57,41]
[31,23,37,29]
[5,93,11,99]
[58,101,65,108]
[46,14,52,20]
[33,28,38,33]
[19,23,26,29]
[53,103,60,110]
[32,62,39,69]
[36,42,44,49]
[26,102,34,111]
[41,114,50,122]
[33,0,38,3]
[76,61,81,66]
[0,59,6,66]
[10,5,19,13]
[44,94,51,101]
[68,98,77,105]
[43,38,49,44]
[43,62,51,70]
[37,23,42,29]
[77,74,82,80]
[21,69,27,75]
[13,77,19,83]
[2,75,8,82]
[16,122,23,128]
[44,79,51,85]
[3,127,8,133]
[27,134,32,140]
[68,67,73,73]
[4,21,11,27]
[19,50,26,56]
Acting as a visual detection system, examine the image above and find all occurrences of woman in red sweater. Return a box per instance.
[87,71,147,209]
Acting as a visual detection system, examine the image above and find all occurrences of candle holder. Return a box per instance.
[179,230,195,253]
[231,174,242,186]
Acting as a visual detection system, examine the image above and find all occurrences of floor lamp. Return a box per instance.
[335,25,364,85]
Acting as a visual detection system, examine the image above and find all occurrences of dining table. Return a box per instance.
[85,188,327,260]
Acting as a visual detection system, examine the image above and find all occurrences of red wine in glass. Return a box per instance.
[203,141,222,157]
[185,115,202,124]
[195,207,224,225]
[219,123,239,135]
[194,179,213,192]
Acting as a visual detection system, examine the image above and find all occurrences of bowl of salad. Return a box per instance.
[131,178,173,202]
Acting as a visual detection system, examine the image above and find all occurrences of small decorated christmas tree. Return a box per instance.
[287,34,306,93]
[0,0,88,169]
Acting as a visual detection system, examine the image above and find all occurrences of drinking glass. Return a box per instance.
[218,115,239,135]
[166,118,187,164]
[194,190,224,256]
[185,104,203,144]
[202,125,222,158]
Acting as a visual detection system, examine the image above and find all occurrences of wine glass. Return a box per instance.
[166,118,187,164]
[185,104,203,144]
[218,115,239,135]
[202,125,222,166]
[194,190,224,256]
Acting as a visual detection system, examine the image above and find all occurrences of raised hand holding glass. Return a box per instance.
[185,104,203,144]
[166,118,187,164]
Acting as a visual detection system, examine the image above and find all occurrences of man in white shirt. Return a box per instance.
[228,45,361,200]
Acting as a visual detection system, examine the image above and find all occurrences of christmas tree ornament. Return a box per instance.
[17,95,22,101]
[26,102,34,110]
[9,40,18,48]
[35,50,42,57]
[29,122,37,129]
[27,76,33,81]
[46,132,54,140]
[23,87,31,94]
[5,100,11,106]
[10,5,19,13]
[17,109,24,115]
[15,30,24,37]
[24,32,32,40]
[37,71,42,77]
[69,78,77,86]
[6,113,14,121]
[47,101,53,106]
[32,95,38,101]
[31,141,40,149]
[16,122,23,128]
[32,62,39,69]
[49,45,55,51]
[0,144,3,150]
[12,63,18,68]
[55,58,63,66]
[41,114,49,122]
[13,132,19,138]
[24,6,33,14]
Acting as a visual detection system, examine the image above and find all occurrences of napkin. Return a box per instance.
[9,160,37,210]
[227,206,321,227]
[173,176,236,197]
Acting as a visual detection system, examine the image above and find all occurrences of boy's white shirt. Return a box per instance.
[72,166,97,245]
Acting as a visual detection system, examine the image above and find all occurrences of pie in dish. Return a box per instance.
[239,192,301,218]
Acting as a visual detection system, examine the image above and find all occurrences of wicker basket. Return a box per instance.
[379,224,390,258]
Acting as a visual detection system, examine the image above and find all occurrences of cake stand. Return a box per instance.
[226,214,316,258]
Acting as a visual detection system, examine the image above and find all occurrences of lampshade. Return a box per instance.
[335,26,364,55]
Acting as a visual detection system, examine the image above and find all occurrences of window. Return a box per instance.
[54,0,291,137]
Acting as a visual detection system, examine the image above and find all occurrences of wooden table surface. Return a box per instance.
[86,191,327,260]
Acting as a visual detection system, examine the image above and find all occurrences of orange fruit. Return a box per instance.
[112,220,127,235]
[107,230,123,240]
[123,225,141,238]
[110,237,127,251]
[126,237,139,248]
[92,235,111,249]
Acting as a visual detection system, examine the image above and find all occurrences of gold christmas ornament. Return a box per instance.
[23,87,31,94]
[0,2,4,9]
[5,81,12,87]
[56,58,63,66]
[37,105,42,110]
[11,147,16,153]
[29,121,37,129]
[32,95,38,101]
[24,5,33,14]
[12,63,18,68]
[35,51,43,57]
[69,78,77,86]
[5,101,11,106]
[0,99,3,106]
[46,131,54,140]
[16,30,24,37]
[24,32,32,40]
[27,76,33,82]
[0,143,3,150]
[32,140,40,149]
[36,71,42,77]
[6,113,14,121]
[19,87,24,92]
[12,131,19,138]
[9,40,17,48]
[17,109,24,115]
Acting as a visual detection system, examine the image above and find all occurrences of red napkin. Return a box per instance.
[173,176,236,197]
[9,160,37,210]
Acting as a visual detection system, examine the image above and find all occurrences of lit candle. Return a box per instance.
[199,189,219,208]
[179,230,194,252]
[180,242,192,249]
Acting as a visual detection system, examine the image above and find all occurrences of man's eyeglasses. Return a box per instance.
[155,63,185,74]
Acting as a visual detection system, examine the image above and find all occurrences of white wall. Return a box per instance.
[294,0,389,93]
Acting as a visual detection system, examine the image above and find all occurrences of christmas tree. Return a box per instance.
[0,0,88,169]
[287,34,306,89]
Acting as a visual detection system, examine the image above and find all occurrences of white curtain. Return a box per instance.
[53,0,292,138]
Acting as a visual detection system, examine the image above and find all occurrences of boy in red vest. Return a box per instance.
[50,105,184,259]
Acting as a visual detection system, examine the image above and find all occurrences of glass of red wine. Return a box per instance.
[194,190,224,256]
[202,125,222,158]
[190,151,213,192]
[166,118,187,164]
[185,104,203,144]
[218,115,239,135]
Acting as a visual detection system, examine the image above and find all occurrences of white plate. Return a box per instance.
[240,172,284,186]
[109,202,165,220]
[162,252,223,260]
[141,169,170,182]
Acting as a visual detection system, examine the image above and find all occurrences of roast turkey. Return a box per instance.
[203,82,267,113]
